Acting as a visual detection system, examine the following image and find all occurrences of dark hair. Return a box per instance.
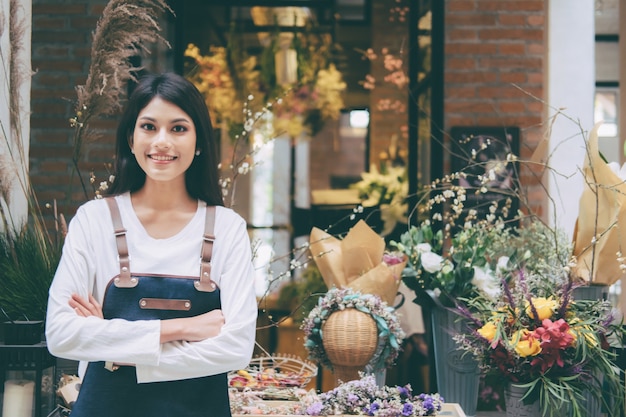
[107,72,224,206]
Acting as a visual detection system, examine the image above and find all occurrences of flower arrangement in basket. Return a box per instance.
[304,220,407,383]
[453,268,625,417]
[301,287,405,379]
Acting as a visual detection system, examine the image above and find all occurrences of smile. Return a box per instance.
[148,155,177,161]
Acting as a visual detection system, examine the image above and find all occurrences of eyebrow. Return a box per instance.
[138,116,191,124]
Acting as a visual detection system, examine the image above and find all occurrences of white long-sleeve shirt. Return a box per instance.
[45,193,258,383]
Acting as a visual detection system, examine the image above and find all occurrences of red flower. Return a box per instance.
[529,319,574,373]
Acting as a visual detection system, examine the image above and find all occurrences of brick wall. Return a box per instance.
[30,0,112,223]
[444,0,547,215]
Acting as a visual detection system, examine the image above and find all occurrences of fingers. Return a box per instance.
[69,293,104,319]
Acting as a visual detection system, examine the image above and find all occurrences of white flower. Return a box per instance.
[416,243,432,253]
[421,251,444,273]
[471,266,501,301]
[496,256,510,274]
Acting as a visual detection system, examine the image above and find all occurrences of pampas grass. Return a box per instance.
[0,0,172,321]
[71,0,173,198]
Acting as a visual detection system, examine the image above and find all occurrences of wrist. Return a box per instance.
[160,318,185,343]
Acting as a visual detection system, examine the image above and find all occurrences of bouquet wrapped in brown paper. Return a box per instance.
[571,123,626,286]
[309,220,407,305]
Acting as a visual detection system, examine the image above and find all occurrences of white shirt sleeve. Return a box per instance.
[45,200,162,367]
[45,198,258,383]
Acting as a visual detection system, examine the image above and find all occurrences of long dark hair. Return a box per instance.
[107,72,224,206]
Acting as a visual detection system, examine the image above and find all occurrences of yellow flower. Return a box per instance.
[477,321,498,342]
[526,297,557,320]
[511,330,541,357]
[569,325,599,348]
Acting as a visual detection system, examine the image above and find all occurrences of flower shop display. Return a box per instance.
[301,288,405,385]
[454,270,625,417]
[184,19,346,141]
[228,374,444,417]
[184,43,260,138]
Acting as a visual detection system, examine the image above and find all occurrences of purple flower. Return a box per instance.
[397,385,410,398]
[306,402,324,416]
[401,402,414,416]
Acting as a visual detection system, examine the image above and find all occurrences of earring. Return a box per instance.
[195,150,201,156]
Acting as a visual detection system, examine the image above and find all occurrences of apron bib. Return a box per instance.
[70,198,230,417]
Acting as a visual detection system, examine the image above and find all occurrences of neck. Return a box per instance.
[131,181,196,211]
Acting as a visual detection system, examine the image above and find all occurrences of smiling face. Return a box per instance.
[130,97,197,187]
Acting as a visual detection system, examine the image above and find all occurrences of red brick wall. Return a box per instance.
[444,0,547,215]
[30,0,112,223]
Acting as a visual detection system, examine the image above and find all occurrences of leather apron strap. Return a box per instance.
[104,197,216,291]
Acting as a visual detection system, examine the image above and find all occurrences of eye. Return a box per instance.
[140,123,156,131]
[172,125,188,133]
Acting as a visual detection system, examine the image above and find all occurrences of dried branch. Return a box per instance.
[70,0,173,198]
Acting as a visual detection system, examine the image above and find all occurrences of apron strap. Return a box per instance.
[105,197,136,288]
[196,205,217,292]
[104,197,217,291]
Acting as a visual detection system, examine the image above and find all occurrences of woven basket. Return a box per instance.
[322,308,378,384]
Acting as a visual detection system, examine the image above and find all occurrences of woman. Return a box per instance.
[45,72,258,416]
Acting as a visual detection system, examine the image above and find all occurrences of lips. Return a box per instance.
[148,154,177,161]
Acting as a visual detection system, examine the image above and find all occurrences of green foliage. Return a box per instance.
[0,226,62,321]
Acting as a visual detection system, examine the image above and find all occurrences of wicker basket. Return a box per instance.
[322,308,378,385]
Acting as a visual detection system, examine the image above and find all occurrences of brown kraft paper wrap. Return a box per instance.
[310,220,407,305]
[571,122,626,286]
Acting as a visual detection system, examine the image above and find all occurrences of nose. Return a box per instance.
[154,128,171,149]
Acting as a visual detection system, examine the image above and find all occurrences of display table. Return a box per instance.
[233,403,469,417]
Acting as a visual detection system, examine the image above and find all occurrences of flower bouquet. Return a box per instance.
[391,209,573,416]
[305,221,407,384]
[309,219,407,306]
[301,287,405,377]
[454,270,625,417]
[302,373,444,417]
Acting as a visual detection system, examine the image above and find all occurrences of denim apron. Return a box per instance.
[70,198,231,417]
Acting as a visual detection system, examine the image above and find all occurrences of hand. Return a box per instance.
[160,309,225,343]
[69,293,104,319]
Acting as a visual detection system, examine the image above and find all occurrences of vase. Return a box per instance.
[430,304,480,417]
[582,389,602,417]
[322,308,378,385]
[571,284,608,301]
[504,384,542,417]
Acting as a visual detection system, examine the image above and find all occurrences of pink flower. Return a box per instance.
[529,319,575,373]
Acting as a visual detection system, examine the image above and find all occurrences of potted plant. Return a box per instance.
[0,221,63,345]
[454,269,624,417]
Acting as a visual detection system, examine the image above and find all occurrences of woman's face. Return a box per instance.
[131,97,197,186]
